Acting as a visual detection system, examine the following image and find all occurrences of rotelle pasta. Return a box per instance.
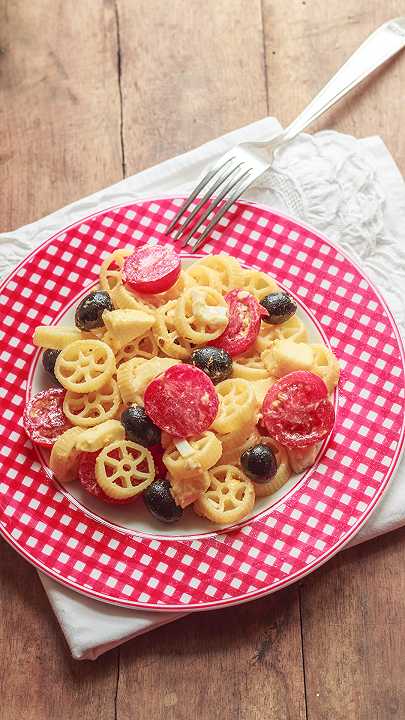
[24,244,339,526]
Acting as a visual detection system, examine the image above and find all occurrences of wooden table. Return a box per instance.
[1,2,404,718]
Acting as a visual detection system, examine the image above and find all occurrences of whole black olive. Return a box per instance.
[143,479,183,523]
[260,292,297,325]
[190,346,233,384]
[42,348,61,382]
[241,444,278,482]
[75,290,114,331]
[121,405,161,447]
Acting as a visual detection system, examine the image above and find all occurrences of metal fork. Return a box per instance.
[165,17,405,252]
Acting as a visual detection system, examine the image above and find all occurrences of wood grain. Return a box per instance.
[0,539,118,720]
[263,0,405,173]
[0,0,123,232]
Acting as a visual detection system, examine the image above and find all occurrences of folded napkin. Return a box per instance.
[1,117,405,660]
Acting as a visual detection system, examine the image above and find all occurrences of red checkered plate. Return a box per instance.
[0,197,404,611]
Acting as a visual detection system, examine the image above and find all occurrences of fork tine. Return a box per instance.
[189,172,253,253]
[180,168,251,249]
[164,156,236,235]
[173,160,244,241]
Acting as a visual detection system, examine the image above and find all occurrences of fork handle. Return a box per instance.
[275,17,405,145]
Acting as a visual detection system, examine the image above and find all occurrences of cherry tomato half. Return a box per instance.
[144,364,219,437]
[78,452,138,505]
[262,371,335,448]
[122,244,181,294]
[23,388,71,447]
[210,289,261,357]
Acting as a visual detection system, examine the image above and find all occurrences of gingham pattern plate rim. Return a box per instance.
[0,195,404,612]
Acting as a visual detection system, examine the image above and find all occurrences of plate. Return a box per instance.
[0,197,404,611]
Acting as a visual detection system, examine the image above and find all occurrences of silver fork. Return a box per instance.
[165,16,405,252]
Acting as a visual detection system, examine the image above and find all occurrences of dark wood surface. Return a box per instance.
[1,2,404,718]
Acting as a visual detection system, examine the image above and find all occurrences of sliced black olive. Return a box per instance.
[190,346,233,384]
[143,479,183,523]
[42,348,61,382]
[75,290,114,331]
[260,292,297,325]
[241,443,278,482]
[121,405,161,447]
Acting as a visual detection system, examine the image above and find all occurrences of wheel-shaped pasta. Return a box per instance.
[235,269,279,300]
[255,315,309,353]
[174,286,228,344]
[169,469,210,508]
[251,437,291,497]
[154,300,193,360]
[189,255,242,292]
[232,350,269,380]
[115,331,158,365]
[95,440,155,499]
[55,339,116,393]
[183,263,223,292]
[49,427,83,482]
[99,248,133,292]
[117,356,179,405]
[63,378,121,428]
[211,378,256,434]
[309,344,340,393]
[194,465,255,524]
[163,432,222,480]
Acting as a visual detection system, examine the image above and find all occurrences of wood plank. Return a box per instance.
[263,0,405,173]
[118,591,306,720]
[0,539,118,720]
[0,0,123,232]
[116,2,306,718]
[116,0,268,173]
[300,529,405,720]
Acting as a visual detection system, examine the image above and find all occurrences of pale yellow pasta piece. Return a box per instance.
[218,419,257,465]
[232,350,269,380]
[163,432,222,480]
[189,255,242,292]
[154,300,193,360]
[33,326,82,350]
[55,339,115,393]
[115,331,158,365]
[99,248,132,292]
[75,420,125,452]
[169,469,210,509]
[110,283,155,312]
[287,443,320,474]
[136,272,189,308]
[252,437,291,497]
[49,427,83,483]
[262,339,314,377]
[63,377,121,428]
[194,465,255,524]
[235,269,279,300]
[95,440,154,499]
[183,264,222,292]
[255,315,309,353]
[211,378,256,434]
[175,286,228,344]
[309,344,340,393]
[250,377,275,407]
[102,309,155,349]
[220,429,260,466]
[117,356,179,405]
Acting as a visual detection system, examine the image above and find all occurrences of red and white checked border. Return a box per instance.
[0,197,404,611]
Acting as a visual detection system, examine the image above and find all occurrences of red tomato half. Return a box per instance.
[122,244,181,294]
[144,364,219,437]
[210,289,261,356]
[262,371,335,448]
[23,388,71,447]
[78,452,138,505]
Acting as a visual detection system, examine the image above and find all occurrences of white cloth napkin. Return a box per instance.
[1,117,405,660]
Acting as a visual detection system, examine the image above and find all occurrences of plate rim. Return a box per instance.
[1,194,404,612]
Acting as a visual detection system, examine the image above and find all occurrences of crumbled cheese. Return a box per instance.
[237,290,250,300]
[191,289,228,328]
[174,438,195,458]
